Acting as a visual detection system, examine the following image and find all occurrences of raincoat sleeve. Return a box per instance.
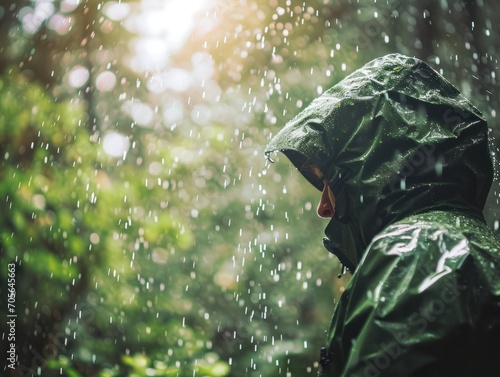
[323,219,500,377]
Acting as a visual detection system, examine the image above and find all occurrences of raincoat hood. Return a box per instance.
[265,53,493,272]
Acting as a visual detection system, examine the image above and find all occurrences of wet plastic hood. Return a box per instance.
[265,53,493,271]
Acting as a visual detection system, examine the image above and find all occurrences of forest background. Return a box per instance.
[1,0,499,376]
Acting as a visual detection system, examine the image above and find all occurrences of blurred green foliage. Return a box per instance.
[1,1,499,376]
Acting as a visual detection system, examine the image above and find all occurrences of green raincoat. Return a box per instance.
[265,54,500,376]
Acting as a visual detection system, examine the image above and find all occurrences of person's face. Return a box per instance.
[318,178,336,218]
[308,164,336,219]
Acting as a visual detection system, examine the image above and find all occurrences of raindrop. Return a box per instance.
[435,161,443,177]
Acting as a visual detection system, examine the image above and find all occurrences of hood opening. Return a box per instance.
[279,149,325,191]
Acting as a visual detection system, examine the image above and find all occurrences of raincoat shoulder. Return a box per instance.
[320,211,500,377]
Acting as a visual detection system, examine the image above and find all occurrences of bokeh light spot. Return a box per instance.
[103,1,131,21]
[67,66,90,88]
[102,132,130,157]
[95,71,117,92]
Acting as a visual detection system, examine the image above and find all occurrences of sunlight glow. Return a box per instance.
[127,0,214,71]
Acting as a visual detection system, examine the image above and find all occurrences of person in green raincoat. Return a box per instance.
[265,53,500,376]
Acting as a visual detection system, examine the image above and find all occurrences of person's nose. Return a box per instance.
[317,183,334,218]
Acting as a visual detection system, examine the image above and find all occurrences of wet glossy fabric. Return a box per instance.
[265,54,500,376]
